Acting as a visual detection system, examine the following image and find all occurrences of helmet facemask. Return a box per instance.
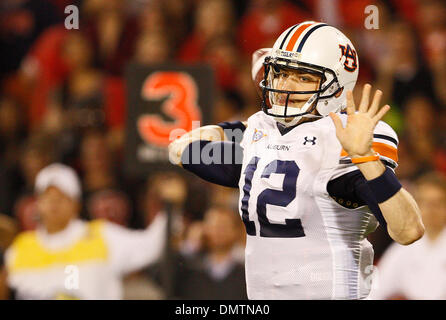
[260,56,342,126]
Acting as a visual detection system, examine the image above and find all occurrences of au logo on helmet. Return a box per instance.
[338,44,358,73]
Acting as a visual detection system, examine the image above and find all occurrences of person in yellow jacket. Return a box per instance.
[4,163,167,300]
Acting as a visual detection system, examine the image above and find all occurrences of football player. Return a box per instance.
[169,21,424,299]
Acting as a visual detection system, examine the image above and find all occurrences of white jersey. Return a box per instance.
[238,111,398,300]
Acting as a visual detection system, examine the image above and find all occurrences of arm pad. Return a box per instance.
[327,170,389,228]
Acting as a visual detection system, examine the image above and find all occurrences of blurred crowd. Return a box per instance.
[0,0,445,299]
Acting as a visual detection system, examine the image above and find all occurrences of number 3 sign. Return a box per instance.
[138,72,202,147]
[125,64,214,176]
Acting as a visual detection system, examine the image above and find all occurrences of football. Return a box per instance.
[251,48,271,98]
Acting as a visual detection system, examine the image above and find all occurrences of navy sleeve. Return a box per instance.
[181,140,243,188]
[327,170,387,228]
[217,121,246,144]
[217,120,246,132]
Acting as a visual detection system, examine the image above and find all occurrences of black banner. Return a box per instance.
[0,299,432,319]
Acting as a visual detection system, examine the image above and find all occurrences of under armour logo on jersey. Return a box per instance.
[303,136,317,145]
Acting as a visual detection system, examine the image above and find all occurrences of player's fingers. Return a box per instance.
[368,89,383,116]
[346,91,355,115]
[372,105,391,123]
[329,112,344,134]
[358,83,371,113]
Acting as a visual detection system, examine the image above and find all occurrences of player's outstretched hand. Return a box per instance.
[329,84,390,158]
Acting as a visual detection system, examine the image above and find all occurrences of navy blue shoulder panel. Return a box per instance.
[217,121,246,144]
[217,120,246,132]
[181,140,243,188]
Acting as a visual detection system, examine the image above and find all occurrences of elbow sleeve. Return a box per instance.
[328,170,387,228]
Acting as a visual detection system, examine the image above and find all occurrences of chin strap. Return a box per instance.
[271,92,323,127]
[274,113,323,127]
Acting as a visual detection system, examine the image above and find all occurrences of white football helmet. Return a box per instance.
[260,21,359,126]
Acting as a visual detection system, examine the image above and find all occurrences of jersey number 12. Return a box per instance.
[241,156,306,238]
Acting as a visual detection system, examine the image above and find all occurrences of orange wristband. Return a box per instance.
[351,153,380,164]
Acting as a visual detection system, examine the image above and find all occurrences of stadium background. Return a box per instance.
[0,0,445,299]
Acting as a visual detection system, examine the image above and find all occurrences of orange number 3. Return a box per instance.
[138,72,202,147]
